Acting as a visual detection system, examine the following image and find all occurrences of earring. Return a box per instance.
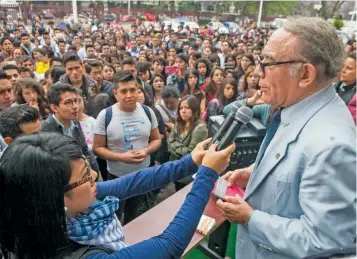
[64,206,68,212]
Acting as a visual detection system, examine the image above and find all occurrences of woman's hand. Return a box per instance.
[246,90,265,106]
[201,142,235,175]
[191,138,211,166]
[29,101,39,111]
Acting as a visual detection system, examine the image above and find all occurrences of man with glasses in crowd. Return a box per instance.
[217,17,356,259]
[41,83,99,173]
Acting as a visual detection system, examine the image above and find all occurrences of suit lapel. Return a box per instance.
[244,86,337,200]
[244,126,298,199]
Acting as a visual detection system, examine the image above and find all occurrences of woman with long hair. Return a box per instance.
[202,66,225,108]
[194,58,212,86]
[206,77,238,120]
[103,63,115,83]
[13,77,50,119]
[236,53,255,88]
[150,73,166,104]
[160,41,168,51]
[238,65,260,99]
[157,48,167,60]
[0,132,232,258]
[168,95,208,191]
[182,69,204,108]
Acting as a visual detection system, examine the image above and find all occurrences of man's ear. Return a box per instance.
[4,137,12,145]
[50,104,59,114]
[298,63,316,89]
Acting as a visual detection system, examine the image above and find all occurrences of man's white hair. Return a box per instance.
[283,16,344,83]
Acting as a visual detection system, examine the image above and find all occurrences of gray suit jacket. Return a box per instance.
[237,86,356,259]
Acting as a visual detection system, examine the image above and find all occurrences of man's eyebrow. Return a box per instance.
[261,53,274,60]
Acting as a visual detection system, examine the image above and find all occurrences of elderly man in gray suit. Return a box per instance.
[217,17,356,259]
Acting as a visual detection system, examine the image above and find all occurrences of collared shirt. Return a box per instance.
[51,114,77,137]
[20,42,35,56]
[128,48,140,58]
[263,86,330,157]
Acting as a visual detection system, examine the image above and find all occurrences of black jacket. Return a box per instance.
[53,74,97,101]
[41,116,99,172]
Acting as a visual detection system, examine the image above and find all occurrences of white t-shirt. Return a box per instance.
[95,103,158,177]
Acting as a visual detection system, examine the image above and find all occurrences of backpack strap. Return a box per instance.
[104,106,113,147]
[159,104,175,123]
[105,106,113,131]
[140,103,152,124]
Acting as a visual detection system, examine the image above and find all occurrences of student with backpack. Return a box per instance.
[93,71,161,224]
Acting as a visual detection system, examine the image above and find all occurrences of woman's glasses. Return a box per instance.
[64,156,94,192]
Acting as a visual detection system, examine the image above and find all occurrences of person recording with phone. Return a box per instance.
[166,53,188,94]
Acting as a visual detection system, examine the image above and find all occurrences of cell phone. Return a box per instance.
[165,66,179,75]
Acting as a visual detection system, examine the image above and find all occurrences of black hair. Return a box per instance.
[121,57,136,67]
[152,56,166,66]
[176,53,188,64]
[20,33,29,39]
[161,86,180,99]
[85,93,113,118]
[0,105,39,139]
[209,54,221,67]
[47,83,79,105]
[113,71,136,89]
[136,62,150,74]
[0,36,13,45]
[85,60,102,74]
[50,66,66,84]
[62,52,82,67]
[194,58,212,78]
[50,56,62,67]
[0,132,83,258]
[183,69,200,94]
[216,77,238,108]
[85,44,94,51]
[3,64,20,73]
[0,70,9,80]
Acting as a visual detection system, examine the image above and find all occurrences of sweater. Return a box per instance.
[86,155,218,258]
[223,98,272,126]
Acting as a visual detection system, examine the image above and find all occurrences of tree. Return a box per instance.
[333,16,344,30]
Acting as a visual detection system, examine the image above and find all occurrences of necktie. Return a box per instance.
[257,109,282,165]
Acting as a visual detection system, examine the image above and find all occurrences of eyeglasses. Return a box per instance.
[257,55,306,74]
[61,97,82,108]
[64,156,94,192]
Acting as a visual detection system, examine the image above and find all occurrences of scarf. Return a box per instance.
[66,196,128,252]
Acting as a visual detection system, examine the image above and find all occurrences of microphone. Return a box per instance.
[210,101,242,145]
[217,106,254,151]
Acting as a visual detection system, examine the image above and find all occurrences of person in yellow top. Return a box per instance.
[33,48,51,79]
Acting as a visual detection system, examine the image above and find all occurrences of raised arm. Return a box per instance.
[96,155,198,201]
[88,142,235,259]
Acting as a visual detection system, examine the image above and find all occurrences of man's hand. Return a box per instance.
[223,165,253,188]
[201,142,235,175]
[118,150,146,164]
[216,195,254,225]
[131,149,147,159]
[191,138,212,166]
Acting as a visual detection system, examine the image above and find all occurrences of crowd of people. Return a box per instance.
[0,12,356,259]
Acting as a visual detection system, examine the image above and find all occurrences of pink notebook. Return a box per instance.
[211,179,245,199]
